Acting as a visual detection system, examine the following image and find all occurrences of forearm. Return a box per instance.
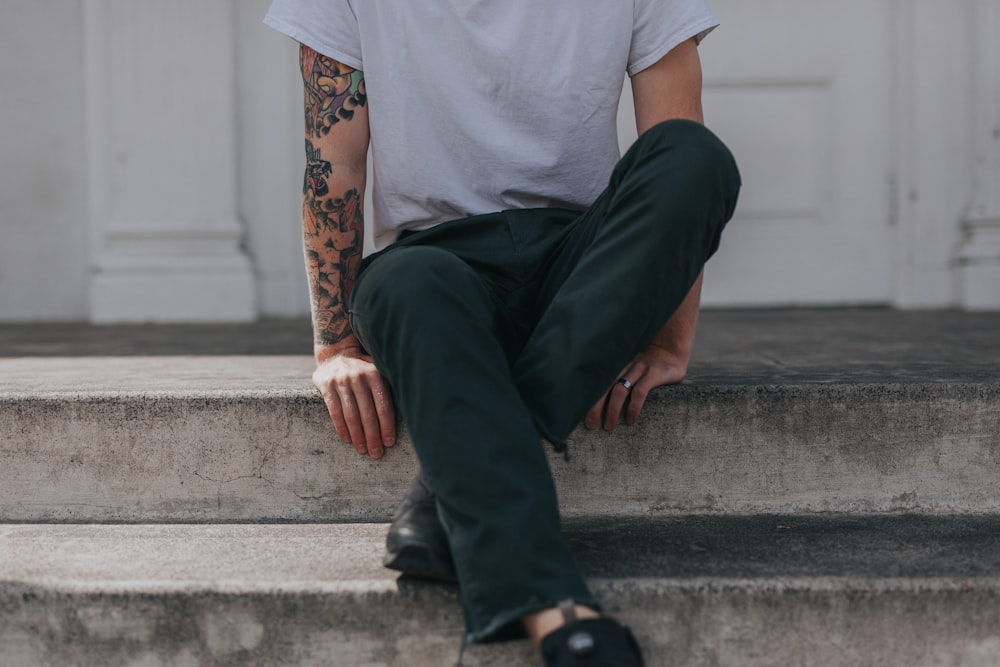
[298,44,370,360]
[302,164,365,357]
[297,47,389,456]
[647,270,703,372]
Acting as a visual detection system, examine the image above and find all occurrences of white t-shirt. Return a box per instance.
[265,1,718,248]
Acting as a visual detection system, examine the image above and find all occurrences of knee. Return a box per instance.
[610,120,741,262]
[632,119,741,202]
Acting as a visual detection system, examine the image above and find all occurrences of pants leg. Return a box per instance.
[349,235,598,643]
[349,118,739,644]
[513,119,741,446]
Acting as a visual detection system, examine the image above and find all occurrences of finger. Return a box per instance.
[370,376,397,447]
[323,392,352,444]
[603,378,632,431]
[625,380,651,425]
[584,394,606,430]
[314,373,352,444]
[336,387,368,455]
[353,385,385,459]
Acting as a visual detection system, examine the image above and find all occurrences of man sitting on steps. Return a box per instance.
[265,1,739,664]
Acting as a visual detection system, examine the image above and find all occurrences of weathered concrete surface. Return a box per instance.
[2,309,999,521]
[1,356,999,520]
[3,517,1000,666]
[690,309,1000,385]
[2,310,1000,384]
[0,319,315,357]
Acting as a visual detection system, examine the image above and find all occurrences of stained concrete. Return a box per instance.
[2,311,1000,664]
[691,308,1000,384]
[0,355,315,395]
[0,320,314,357]
[2,517,1000,666]
[1,367,998,520]
[2,310,999,385]
[5,516,1000,587]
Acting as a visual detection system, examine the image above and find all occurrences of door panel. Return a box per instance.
[621,1,896,306]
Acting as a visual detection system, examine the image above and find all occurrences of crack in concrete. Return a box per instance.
[189,470,268,487]
[292,491,342,501]
[186,441,282,510]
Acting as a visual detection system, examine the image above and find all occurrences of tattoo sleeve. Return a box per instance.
[300,46,369,347]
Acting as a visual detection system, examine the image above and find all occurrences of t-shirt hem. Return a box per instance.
[627,18,719,77]
[262,15,364,71]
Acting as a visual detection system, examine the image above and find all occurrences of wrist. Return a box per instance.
[314,336,364,363]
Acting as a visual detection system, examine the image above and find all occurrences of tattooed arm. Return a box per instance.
[300,45,395,460]
[301,45,368,348]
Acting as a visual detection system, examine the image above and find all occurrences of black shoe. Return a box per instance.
[540,605,644,667]
[383,471,457,583]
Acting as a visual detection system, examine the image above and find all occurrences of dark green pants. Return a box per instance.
[350,119,740,642]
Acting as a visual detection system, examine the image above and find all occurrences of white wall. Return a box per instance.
[84,0,256,323]
[0,1,996,321]
[235,0,309,317]
[0,1,89,320]
[893,1,975,308]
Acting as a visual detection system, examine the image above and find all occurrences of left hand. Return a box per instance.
[584,344,689,431]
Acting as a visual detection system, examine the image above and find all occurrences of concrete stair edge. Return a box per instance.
[3,519,1000,667]
[3,378,999,521]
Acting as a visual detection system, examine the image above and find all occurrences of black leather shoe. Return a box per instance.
[383,471,457,582]
[383,497,457,582]
[540,614,644,667]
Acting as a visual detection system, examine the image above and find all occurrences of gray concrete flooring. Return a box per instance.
[4,517,1000,666]
[1,312,999,665]
[0,356,314,395]
[1,309,998,384]
[5,516,1000,587]
[2,309,998,521]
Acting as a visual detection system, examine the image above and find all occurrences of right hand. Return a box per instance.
[313,344,396,459]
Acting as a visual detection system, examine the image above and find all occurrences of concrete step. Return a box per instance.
[2,355,999,522]
[3,516,1000,666]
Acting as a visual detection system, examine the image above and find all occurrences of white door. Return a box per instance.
[620,1,896,306]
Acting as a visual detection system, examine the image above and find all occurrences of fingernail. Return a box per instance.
[372,448,383,458]
[384,437,395,447]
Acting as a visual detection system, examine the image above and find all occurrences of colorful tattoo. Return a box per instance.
[299,46,367,347]
[303,185,364,346]
[300,46,367,139]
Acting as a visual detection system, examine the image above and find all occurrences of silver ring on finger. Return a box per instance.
[617,377,634,392]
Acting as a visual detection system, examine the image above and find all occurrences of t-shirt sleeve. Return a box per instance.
[263,0,363,71]
[628,0,720,77]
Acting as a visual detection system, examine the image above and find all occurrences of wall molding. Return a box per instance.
[893,0,999,310]
[957,0,1000,310]
[83,0,256,322]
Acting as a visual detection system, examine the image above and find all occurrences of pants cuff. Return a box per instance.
[465,595,604,645]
